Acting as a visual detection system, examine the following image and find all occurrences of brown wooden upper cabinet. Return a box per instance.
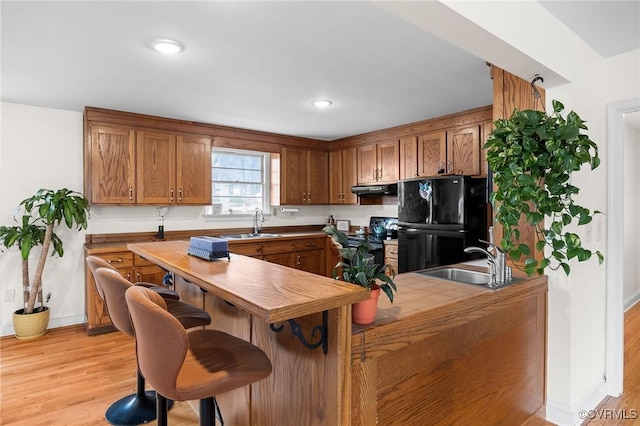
[329,147,358,205]
[87,124,212,205]
[399,136,419,179]
[280,147,328,205]
[414,125,482,178]
[357,140,399,184]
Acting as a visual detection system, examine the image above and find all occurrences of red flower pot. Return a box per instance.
[352,287,380,325]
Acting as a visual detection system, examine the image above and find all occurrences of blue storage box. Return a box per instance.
[188,236,230,261]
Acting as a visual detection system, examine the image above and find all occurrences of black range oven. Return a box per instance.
[346,216,398,266]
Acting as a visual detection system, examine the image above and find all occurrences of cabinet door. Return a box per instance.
[377,140,399,183]
[132,265,165,284]
[342,147,358,205]
[281,147,307,204]
[330,148,357,205]
[85,252,133,335]
[447,125,480,176]
[329,150,343,204]
[399,136,418,179]
[357,144,378,184]
[177,134,212,205]
[307,150,328,204]
[418,131,446,177]
[136,131,176,204]
[85,269,114,334]
[264,252,297,268]
[296,248,326,275]
[89,125,136,204]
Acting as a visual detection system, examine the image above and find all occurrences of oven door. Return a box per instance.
[398,227,466,273]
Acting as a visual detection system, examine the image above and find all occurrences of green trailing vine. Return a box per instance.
[484,100,604,276]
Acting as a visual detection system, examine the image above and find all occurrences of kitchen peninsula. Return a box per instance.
[128,239,547,426]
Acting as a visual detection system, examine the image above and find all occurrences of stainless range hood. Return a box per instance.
[351,183,398,197]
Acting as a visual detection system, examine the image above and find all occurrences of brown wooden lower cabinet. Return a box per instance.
[235,236,328,276]
[84,248,165,335]
[384,239,398,276]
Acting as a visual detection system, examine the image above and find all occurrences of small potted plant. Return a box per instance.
[323,225,396,324]
[0,188,90,339]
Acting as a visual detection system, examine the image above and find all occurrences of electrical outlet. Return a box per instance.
[5,289,15,302]
[156,206,168,220]
[585,223,593,243]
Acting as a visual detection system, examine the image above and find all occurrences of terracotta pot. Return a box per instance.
[352,287,380,325]
[13,307,50,340]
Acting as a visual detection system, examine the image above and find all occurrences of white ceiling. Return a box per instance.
[1,1,638,141]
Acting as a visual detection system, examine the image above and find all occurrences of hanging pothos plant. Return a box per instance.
[484,100,604,276]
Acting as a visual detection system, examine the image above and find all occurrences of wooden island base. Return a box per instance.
[350,271,547,426]
[174,272,547,426]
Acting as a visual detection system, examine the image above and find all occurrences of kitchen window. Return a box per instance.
[205,148,270,216]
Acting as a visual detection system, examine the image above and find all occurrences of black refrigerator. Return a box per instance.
[397,176,488,273]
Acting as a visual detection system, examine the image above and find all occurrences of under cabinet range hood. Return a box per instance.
[351,183,398,197]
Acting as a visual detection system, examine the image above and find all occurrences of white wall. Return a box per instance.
[0,103,86,332]
[0,101,400,335]
[623,112,640,307]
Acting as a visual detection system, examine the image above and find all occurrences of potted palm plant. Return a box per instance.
[323,225,396,324]
[0,188,90,339]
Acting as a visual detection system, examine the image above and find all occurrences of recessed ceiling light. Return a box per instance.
[150,39,184,55]
[312,99,333,108]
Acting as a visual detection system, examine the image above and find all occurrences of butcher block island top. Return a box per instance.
[127,240,369,323]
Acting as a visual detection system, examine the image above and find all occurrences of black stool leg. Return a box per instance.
[200,397,215,426]
[104,368,173,425]
[156,393,168,426]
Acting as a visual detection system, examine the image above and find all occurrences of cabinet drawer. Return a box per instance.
[384,241,398,261]
[262,240,297,255]
[100,252,134,269]
[229,242,263,257]
[134,254,156,267]
[295,237,326,252]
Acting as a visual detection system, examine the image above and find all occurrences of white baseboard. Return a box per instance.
[546,381,608,425]
[624,292,640,311]
[1,315,85,337]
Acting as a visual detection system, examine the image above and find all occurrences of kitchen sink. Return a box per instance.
[220,233,283,240]
[416,267,491,285]
[416,267,521,288]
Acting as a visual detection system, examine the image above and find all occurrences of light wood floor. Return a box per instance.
[2,304,640,426]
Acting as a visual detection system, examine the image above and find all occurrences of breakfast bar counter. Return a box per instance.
[127,240,368,323]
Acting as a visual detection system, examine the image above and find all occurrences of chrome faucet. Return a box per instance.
[464,240,511,288]
[253,208,265,234]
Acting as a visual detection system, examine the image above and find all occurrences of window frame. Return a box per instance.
[204,147,271,217]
